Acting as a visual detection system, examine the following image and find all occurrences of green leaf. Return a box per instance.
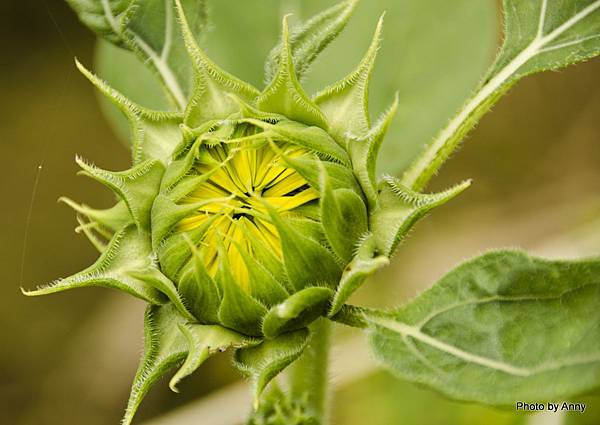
[234,328,310,407]
[264,0,358,84]
[22,225,166,304]
[333,370,526,425]
[371,177,470,256]
[402,0,600,191]
[262,287,334,338]
[69,0,209,110]
[257,16,328,128]
[313,14,383,143]
[367,250,600,406]
[66,0,135,46]
[96,38,172,114]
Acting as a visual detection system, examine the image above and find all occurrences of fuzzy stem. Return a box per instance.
[288,318,332,424]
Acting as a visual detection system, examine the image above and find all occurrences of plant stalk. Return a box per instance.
[288,318,332,424]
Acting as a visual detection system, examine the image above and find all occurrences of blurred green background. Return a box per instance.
[2,0,599,424]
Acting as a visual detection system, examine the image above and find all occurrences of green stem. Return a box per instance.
[288,318,332,424]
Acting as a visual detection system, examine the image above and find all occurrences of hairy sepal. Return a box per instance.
[313,15,384,145]
[371,177,471,256]
[216,245,268,336]
[251,119,350,166]
[234,328,310,408]
[320,163,368,263]
[262,287,334,339]
[349,94,398,208]
[328,235,389,316]
[76,60,184,163]
[169,322,252,392]
[234,241,290,308]
[123,304,251,424]
[257,17,328,129]
[175,0,260,127]
[275,150,362,196]
[150,194,227,250]
[264,0,358,84]
[23,226,167,305]
[177,241,222,324]
[76,156,164,233]
[262,203,342,292]
[60,198,131,233]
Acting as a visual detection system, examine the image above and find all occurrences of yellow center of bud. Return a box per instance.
[178,136,318,290]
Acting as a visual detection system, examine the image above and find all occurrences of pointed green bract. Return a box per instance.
[320,164,368,263]
[155,217,217,281]
[234,328,310,407]
[60,198,131,233]
[350,94,398,208]
[257,17,328,129]
[128,267,193,321]
[169,323,251,392]
[235,242,290,308]
[150,193,225,249]
[76,157,164,232]
[217,250,268,336]
[277,151,362,195]
[130,113,184,164]
[254,120,350,166]
[76,59,186,163]
[262,287,334,339]
[371,177,471,256]
[264,205,342,291]
[174,0,260,126]
[23,226,166,304]
[328,235,389,316]
[177,242,222,324]
[264,0,358,83]
[123,304,187,425]
[314,15,384,144]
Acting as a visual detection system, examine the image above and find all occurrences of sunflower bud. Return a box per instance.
[24,0,469,422]
[154,117,347,336]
